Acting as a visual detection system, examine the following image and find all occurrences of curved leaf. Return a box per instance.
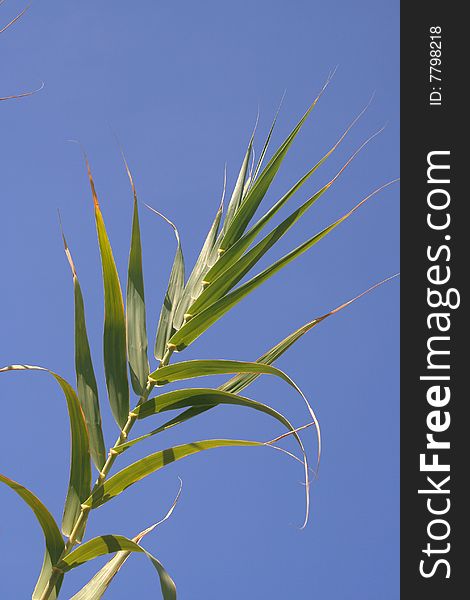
[222,275,400,395]
[125,161,150,396]
[149,207,185,361]
[86,159,129,428]
[0,473,65,600]
[149,359,304,388]
[61,227,106,470]
[59,535,176,600]
[83,439,261,509]
[0,365,91,542]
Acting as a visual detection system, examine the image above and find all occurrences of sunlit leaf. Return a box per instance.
[172,195,224,330]
[0,365,91,542]
[59,536,176,600]
[61,226,106,470]
[168,181,398,352]
[219,133,253,239]
[149,358,304,388]
[202,105,369,288]
[70,481,182,600]
[86,159,129,428]
[0,473,65,600]
[222,275,400,395]
[149,207,185,361]
[83,439,262,509]
[124,159,150,396]
[219,76,332,251]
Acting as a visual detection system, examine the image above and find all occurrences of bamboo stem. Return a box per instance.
[39,349,175,600]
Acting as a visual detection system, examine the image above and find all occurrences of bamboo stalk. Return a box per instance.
[38,349,175,600]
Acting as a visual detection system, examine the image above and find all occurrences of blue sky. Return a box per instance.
[1,1,399,598]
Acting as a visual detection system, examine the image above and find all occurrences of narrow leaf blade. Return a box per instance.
[149,359,303,388]
[150,208,185,360]
[83,439,261,509]
[70,482,182,600]
[126,166,150,396]
[0,365,91,542]
[87,160,130,428]
[59,535,177,600]
[61,228,106,470]
[223,275,400,395]
[0,473,65,600]
[168,181,397,351]
[219,77,331,250]
[172,198,223,330]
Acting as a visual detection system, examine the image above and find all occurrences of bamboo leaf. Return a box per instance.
[168,181,398,352]
[124,160,150,396]
[83,439,261,509]
[222,275,400,395]
[219,76,331,251]
[0,365,91,542]
[187,181,333,319]
[138,406,210,437]
[61,226,106,470]
[149,358,304,388]
[144,361,318,498]
[117,388,301,450]
[114,389,311,523]
[202,107,369,288]
[219,134,253,238]
[149,276,399,444]
[172,196,223,331]
[250,91,285,185]
[86,159,129,428]
[0,473,65,600]
[59,535,176,600]
[70,481,182,600]
[149,207,185,361]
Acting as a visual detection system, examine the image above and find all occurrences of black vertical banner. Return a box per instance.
[401,4,466,599]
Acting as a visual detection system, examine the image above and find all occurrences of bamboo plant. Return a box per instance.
[0,72,397,599]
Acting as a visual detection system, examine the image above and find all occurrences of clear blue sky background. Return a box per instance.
[1,1,399,598]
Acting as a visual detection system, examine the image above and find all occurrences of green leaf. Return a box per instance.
[0,473,65,600]
[0,365,91,542]
[117,388,301,450]
[251,92,284,185]
[168,182,392,353]
[61,227,106,470]
[86,160,130,428]
[70,481,182,600]
[149,207,185,361]
[83,439,261,509]
[222,275,400,395]
[137,406,210,437]
[154,276,399,447]
[149,358,305,388]
[219,134,253,239]
[146,361,317,491]
[172,197,223,331]
[125,161,150,396]
[219,77,331,251]
[59,535,176,600]
[201,107,366,289]
[116,388,311,523]
[186,180,333,319]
